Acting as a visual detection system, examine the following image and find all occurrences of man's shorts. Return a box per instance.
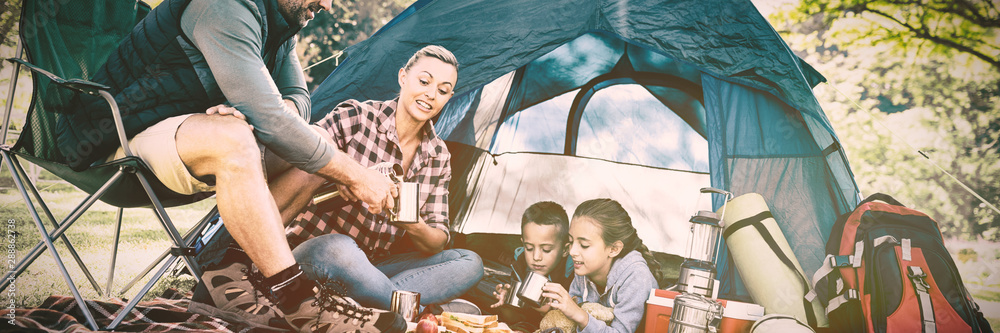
[106,114,214,195]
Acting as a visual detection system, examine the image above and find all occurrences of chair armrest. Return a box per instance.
[5,58,133,157]
[6,58,111,96]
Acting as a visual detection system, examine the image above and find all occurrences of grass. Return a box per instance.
[0,163,213,308]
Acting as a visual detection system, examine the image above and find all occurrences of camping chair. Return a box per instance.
[1,0,214,330]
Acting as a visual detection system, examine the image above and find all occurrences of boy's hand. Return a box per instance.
[490,283,511,308]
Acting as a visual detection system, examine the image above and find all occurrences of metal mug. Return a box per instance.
[389,290,421,322]
[391,182,420,223]
[504,280,525,307]
[516,271,549,308]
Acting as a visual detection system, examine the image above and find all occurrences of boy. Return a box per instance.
[491,201,574,330]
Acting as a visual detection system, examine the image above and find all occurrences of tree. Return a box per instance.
[768,0,1000,240]
[296,0,416,91]
[1,0,21,49]
[788,0,999,73]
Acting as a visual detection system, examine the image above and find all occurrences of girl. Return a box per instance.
[542,198,663,333]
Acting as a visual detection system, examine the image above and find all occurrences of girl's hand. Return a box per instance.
[541,283,588,327]
[490,283,511,308]
[532,302,552,314]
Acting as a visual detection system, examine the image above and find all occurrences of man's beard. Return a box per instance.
[281,2,312,27]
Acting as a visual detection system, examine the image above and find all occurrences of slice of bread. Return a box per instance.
[438,312,502,333]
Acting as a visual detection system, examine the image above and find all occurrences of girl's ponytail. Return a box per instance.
[622,232,664,288]
[575,198,665,287]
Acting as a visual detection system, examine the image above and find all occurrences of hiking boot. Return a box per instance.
[188,260,284,330]
[281,286,406,333]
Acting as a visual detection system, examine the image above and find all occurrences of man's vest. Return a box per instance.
[56,0,300,170]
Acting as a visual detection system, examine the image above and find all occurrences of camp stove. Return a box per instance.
[672,187,732,297]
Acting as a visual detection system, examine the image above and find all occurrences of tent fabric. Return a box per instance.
[309,0,861,300]
[446,147,712,256]
[702,75,853,299]
[311,0,825,122]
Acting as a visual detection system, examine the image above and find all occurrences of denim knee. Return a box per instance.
[292,234,364,268]
[451,249,485,284]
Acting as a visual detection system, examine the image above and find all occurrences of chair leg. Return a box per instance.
[133,171,202,278]
[105,170,205,329]
[8,154,104,295]
[1,151,100,331]
[105,207,123,296]
[119,207,215,294]
[107,254,181,330]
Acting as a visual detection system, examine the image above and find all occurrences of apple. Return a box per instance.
[419,312,442,325]
[414,318,439,333]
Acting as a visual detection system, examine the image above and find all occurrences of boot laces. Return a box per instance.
[315,284,374,325]
[244,266,269,305]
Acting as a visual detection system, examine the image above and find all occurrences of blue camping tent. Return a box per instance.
[309,0,861,301]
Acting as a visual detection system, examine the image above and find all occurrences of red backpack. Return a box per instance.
[807,193,992,333]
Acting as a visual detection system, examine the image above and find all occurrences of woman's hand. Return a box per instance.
[490,283,511,308]
[541,282,588,328]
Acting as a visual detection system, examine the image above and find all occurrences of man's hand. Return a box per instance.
[348,168,398,214]
[206,104,245,119]
[206,104,254,130]
[334,183,358,202]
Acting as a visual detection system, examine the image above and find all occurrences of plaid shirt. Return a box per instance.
[285,99,452,259]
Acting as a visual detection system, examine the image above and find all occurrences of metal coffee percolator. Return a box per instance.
[672,187,732,297]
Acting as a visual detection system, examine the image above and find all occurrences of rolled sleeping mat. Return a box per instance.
[718,193,827,328]
[750,314,815,333]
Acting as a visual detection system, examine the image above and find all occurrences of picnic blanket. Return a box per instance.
[0,289,260,333]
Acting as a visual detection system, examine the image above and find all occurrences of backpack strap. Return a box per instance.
[725,211,818,327]
[907,266,936,333]
[825,289,859,314]
[806,254,853,303]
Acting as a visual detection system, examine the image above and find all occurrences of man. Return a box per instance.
[59,0,406,332]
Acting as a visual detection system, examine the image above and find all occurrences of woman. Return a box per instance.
[279,45,483,310]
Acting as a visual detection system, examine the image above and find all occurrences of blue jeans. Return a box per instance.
[293,234,484,310]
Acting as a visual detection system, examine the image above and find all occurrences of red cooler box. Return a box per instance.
[643,289,682,332]
[644,289,765,333]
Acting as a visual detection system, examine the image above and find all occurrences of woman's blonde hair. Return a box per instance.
[403,45,459,72]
